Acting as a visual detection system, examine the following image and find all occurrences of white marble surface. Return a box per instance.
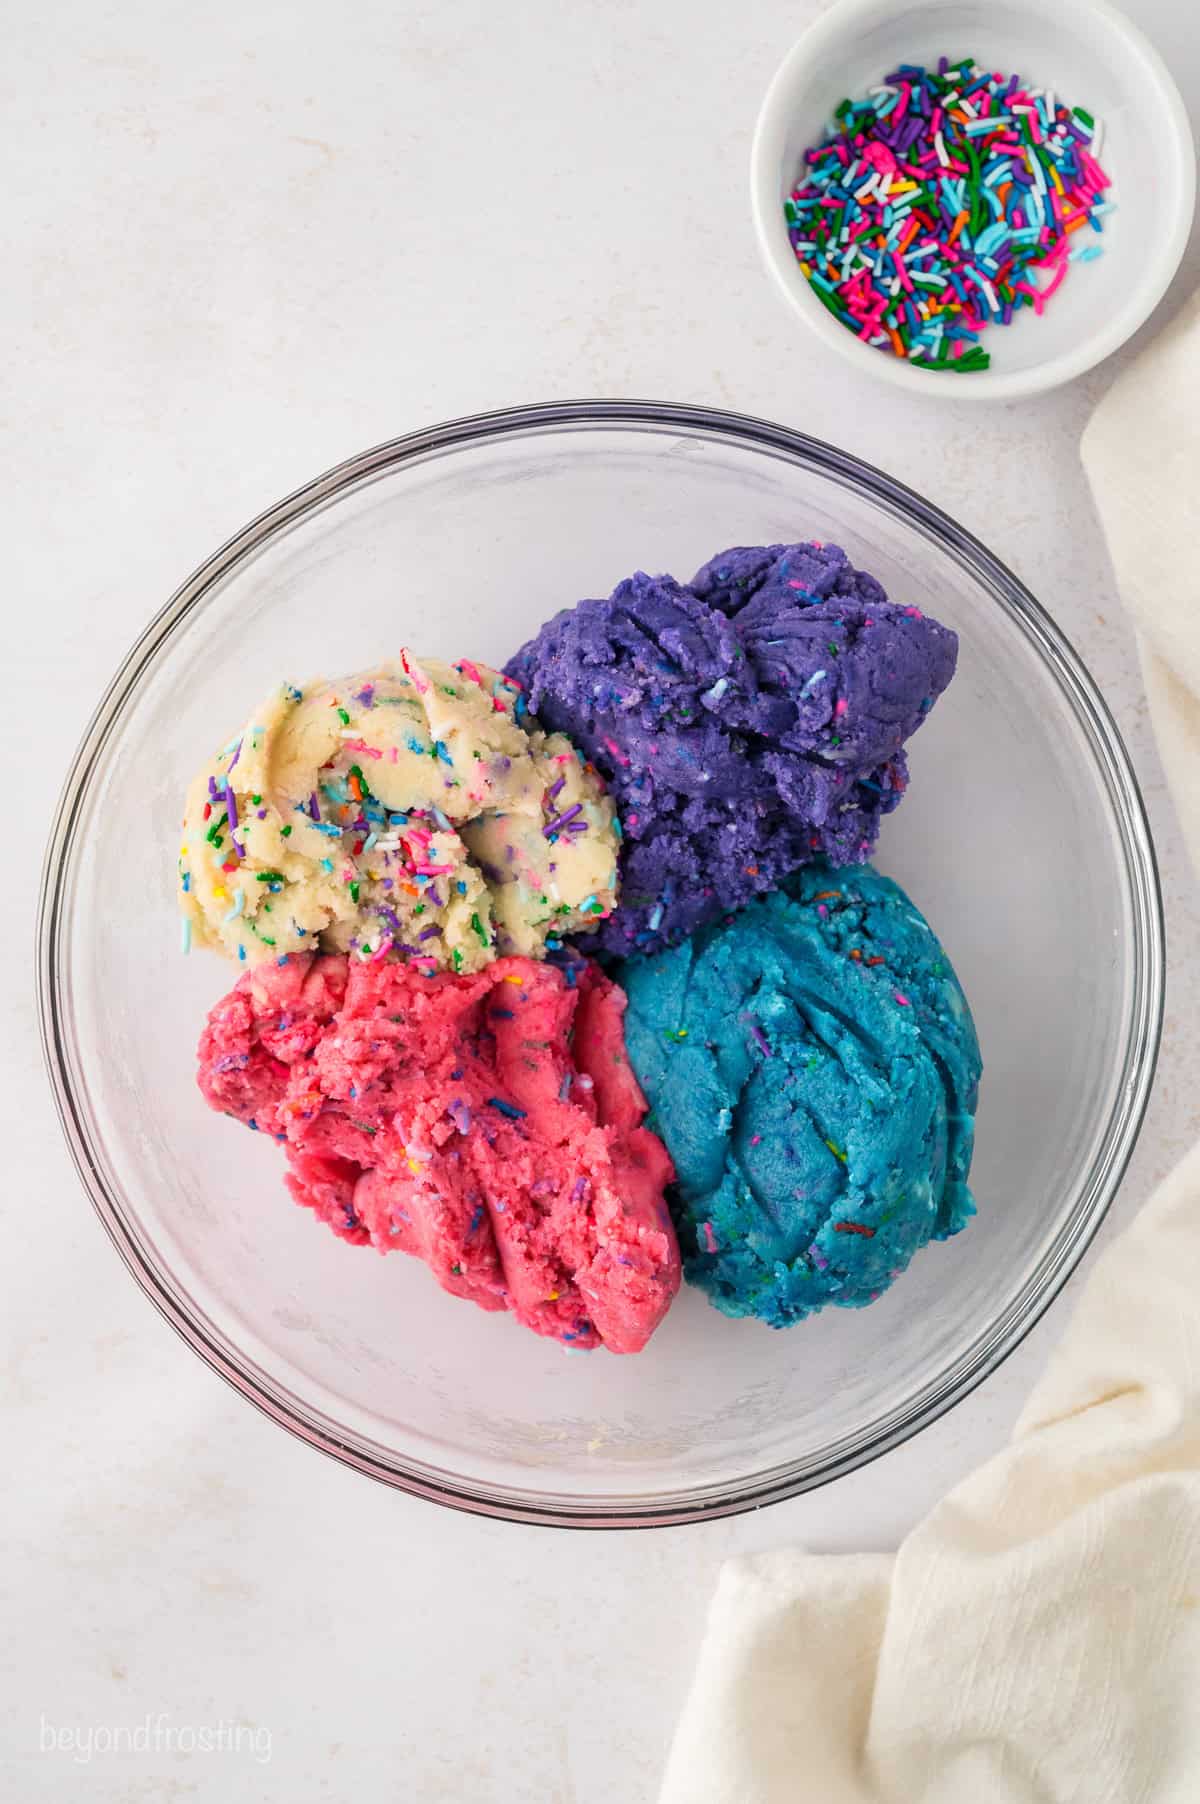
[5,1,1199,1797]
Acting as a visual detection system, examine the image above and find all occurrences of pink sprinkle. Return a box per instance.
[602,736,631,768]
[389,746,398,762]
[702,1222,718,1254]
[893,991,912,1007]
[750,1134,762,1147]
[458,659,483,686]
[341,737,384,759]
[903,606,924,619]
[834,697,848,717]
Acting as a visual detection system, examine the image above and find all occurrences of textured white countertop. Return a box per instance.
[5,1,1199,1797]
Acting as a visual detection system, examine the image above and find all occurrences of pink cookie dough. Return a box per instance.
[197,953,680,1352]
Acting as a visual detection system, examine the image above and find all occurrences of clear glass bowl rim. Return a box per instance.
[37,398,1165,1529]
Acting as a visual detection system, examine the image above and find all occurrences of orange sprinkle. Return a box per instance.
[947,211,968,246]
[812,890,842,901]
[887,328,906,358]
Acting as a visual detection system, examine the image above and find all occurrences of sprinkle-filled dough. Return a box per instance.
[178,653,619,971]
[507,541,958,957]
[617,863,982,1326]
[196,952,680,1353]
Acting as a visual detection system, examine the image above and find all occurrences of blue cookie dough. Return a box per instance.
[616,864,982,1326]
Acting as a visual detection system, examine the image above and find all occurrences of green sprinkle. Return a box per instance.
[256,870,285,883]
[349,880,360,903]
[280,825,292,837]
[452,948,463,972]
[337,707,350,726]
[470,912,488,946]
[824,1139,847,1164]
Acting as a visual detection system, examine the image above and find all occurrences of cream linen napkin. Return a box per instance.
[660,289,1200,1804]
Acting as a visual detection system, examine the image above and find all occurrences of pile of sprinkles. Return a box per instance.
[786,56,1113,370]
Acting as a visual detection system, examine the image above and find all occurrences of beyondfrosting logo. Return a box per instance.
[38,1712,272,1766]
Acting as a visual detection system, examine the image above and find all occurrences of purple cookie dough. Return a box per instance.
[506,541,958,956]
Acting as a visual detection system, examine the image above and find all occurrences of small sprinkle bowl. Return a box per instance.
[751,0,1195,400]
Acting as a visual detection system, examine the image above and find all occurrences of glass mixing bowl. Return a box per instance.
[38,401,1163,1527]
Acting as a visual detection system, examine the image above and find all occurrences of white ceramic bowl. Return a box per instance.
[751,0,1195,400]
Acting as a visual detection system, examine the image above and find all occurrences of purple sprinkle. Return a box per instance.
[309,791,321,822]
[417,924,441,942]
[546,776,566,803]
[213,1052,249,1073]
[750,1023,772,1058]
[227,737,242,773]
[571,1177,589,1202]
[448,1099,472,1134]
[542,802,583,838]
[487,1097,526,1121]
[226,788,240,833]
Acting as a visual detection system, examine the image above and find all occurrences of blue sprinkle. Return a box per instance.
[487,1097,527,1120]
[238,945,246,961]
[801,669,828,698]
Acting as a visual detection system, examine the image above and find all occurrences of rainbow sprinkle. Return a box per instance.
[786,56,1113,371]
